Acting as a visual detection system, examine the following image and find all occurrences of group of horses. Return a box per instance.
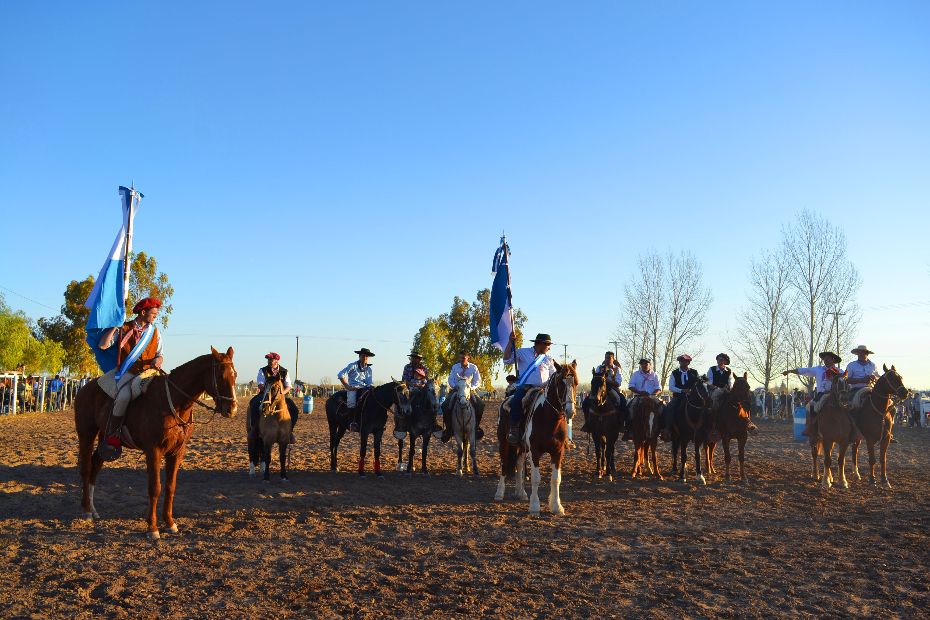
[71,347,906,538]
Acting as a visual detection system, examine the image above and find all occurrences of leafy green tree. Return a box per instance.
[412,288,527,390]
[127,251,174,328]
[0,295,65,374]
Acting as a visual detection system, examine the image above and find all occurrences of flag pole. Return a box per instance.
[122,186,137,308]
[502,233,518,377]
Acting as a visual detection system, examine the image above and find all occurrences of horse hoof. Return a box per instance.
[148,530,161,540]
[281,477,289,483]
[553,506,565,516]
[697,475,706,486]
[473,470,480,477]
[841,481,849,489]
[166,524,179,535]
[82,512,94,521]
[882,479,892,490]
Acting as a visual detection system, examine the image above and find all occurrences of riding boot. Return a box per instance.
[473,398,485,440]
[441,405,453,443]
[97,407,124,462]
[348,407,359,432]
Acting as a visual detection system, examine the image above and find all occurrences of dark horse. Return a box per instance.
[848,365,908,489]
[582,370,624,481]
[495,361,578,515]
[325,381,412,476]
[395,379,439,474]
[670,380,710,484]
[74,347,238,538]
[708,373,754,481]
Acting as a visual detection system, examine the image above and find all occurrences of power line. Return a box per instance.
[0,284,59,312]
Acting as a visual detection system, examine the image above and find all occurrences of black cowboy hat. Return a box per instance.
[532,333,553,344]
[354,347,376,357]
[716,353,731,364]
[819,351,841,364]
[408,350,423,358]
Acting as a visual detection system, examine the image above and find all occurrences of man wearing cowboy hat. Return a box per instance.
[441,351,486,442]
[662,354,700,441]
[254,352,299,443]
[580,351,627,434]
[503,333,559,445]
[846,345,879,393]
[625,358,662,440]
[338,347,375,432]
[783,351,844,436]
[95,297,164,460]
[401,350,441,434]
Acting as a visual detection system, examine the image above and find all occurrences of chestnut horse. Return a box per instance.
[74,347,238,538]
[582,370,623,481]
[258,380,290,482]
[712,373,753,482]
[809,372,853,489]
[495,361,578,515]
[848,365,908,489]
[629,395,665,480]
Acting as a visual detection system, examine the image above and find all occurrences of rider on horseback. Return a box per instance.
[339,347,374,432]
[783,351,844,437]
[402,350,441,434]
[580,351,627,434]
[706,353,759,433]
[255,352,299,443]
[441,351,485,442]
[96,297,163,459]
[846,345,879,397]
[505,333,558,445]
[661,354,699,441]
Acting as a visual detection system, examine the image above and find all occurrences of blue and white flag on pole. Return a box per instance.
[490,235,515,357]
[85,186,142,372]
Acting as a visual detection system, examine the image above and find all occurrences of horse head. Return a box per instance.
[732,372,752,409]
[553,360,579,418]
[455,375,472,408]
[260,380,284,416]
[589,369,607,408]
[832,370,850,409]
[393,380,412,416]
[209,346,238,417]
[879,364,909,401]
[424,378,439,410]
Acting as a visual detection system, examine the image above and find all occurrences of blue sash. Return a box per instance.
[517,354,547,386]
[115,325,155,381]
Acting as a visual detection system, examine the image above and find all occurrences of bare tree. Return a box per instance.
[616,250,712,388]
[781,210,861,390]
[728,250,793,391]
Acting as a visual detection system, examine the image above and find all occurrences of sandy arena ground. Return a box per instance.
[1,396,928,618]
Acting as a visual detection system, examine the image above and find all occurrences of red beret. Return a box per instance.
[677,354,693,363]
[265,352,281,361]
[132,297,162,314]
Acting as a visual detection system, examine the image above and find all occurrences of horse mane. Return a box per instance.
[168,353,213,376]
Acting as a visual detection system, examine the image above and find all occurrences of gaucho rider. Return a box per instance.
[846,345,879,400]
[338,347,374,432]
[707,352,758,434]
[580,351,627,434]
[253,352,300,443]
[783,351,844,437]
[661,354,700,441]
[504,333,558,445]
[441,351,486,442]
[626,358,661,438]
[401,350,441,434]
[96,297,164,460]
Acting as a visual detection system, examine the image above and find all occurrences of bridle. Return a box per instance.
[163,359,237,428]
[368,381,411,417]
[542,371,576,418]
[867,372,908,415]
[259,382,285,417]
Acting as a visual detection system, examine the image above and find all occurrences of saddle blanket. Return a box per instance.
[850,387,872,410]
[97,368,160,400]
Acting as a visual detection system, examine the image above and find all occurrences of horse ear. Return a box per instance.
[554,361,562,372]
[591,367,596,376]
[210,346,220,358]
[891,364,896,371]
[883,363,888,372]
[743,372,748,380]
[571,359,577,369]
[226,346,234,358]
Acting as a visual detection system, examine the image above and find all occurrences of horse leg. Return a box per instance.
[850,438,861,481]
[837,442,849,489]
[738,435,747,482]
[373,428,384,479]
[821,441,833,489]
[866,440,877,485]
[328,424,343,472]
[397,436,405,472]
[78,429,102,520]
[515,451,528,501]
[456,434,464,477]
[144,450,162,539]
[279,442,288,481]
[606,437,616,481]
[677,441,687,483]
[262,439,272,482]
[651,440,663,481]
[407,434,416,475]
[495,443,508,501]
[422,434,430,475]
[529,450,542,515]
[722,438,732,482]
[470,425,479,476]
[162,449,185,534]
[810,440,820,482]
[550,451,565,515]
[358,431,367,477]
[880,430,892,489]
[695,440,705,485]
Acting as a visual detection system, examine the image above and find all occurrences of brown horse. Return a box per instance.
[258,380,291,482]
[711,373,753,482]
[848,365,908,489]
[494,361,578,515]
[809,372,853,489]
[74,347,238,538]
[629,395,665,480]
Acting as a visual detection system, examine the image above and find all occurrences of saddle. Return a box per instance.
[499,386,546,419]
[97,367,160,400]
[850,387,872,410]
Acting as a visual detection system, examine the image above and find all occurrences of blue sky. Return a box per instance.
[1,2,928,387]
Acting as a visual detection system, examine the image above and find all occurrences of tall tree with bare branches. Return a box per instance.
[616,250,712,388]
[781,210,861,390]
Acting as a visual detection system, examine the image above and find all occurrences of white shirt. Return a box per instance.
[846,359,878,387]
[595,363,623,386]
[448,363,481,390]
[707,366,734,389]
[797,365,843,393]
[256,368,292,390]
[629,369,660,394]
[504,346,558,386]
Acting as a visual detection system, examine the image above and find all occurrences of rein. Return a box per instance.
[162,359,236,428]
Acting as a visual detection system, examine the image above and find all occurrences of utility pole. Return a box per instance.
[295,336,300,385]
[562,344,568,363]
[609,340,620,358]
[827,311,845,354]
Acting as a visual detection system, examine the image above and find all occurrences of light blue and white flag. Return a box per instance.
[85,186,143,372]
[490,235,515,358]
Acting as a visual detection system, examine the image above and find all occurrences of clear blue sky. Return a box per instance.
[1,2,928,388]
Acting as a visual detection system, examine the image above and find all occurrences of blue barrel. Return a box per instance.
[793,405,806,441]
[303,394,314,414]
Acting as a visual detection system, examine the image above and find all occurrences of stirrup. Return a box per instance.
[97,435,122,462]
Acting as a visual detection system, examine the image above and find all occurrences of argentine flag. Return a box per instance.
[490,236,514,357]
[85,186,142,372]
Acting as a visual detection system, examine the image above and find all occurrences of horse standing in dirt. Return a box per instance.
[450,375,479,476]
[848,365,908,489]
[670,381,710,484]
[629,395,665,480]
[258,380,290,482]
[325,381,411,476]
[710,373,753,482]
[582,370,623,481]
[395,379,438,474]
[495,361,578,515]
[74,347,238,539]
[810,372,854,489]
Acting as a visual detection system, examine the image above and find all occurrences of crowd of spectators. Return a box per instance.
[0,372,88,414]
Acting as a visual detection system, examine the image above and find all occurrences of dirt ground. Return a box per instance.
[1,396,928,619]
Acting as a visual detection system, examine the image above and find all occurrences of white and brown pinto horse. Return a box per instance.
[495,361,578,515]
